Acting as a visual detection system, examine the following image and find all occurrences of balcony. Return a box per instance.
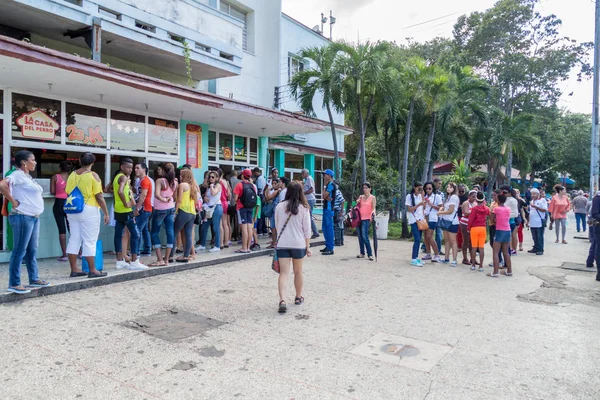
[0,0,243,81]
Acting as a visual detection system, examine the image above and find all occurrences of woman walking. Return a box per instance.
[548,185,570,244]
[438,182,460,266]
[65,152,110,278]
[467,192,489,272]
[356,182,376,261]
[422,181,442,262]
[0,151,50,294]
[149,162,177,266]
[50,160,72,261]
[174,169,200,262]
[489,193,513,277]
[275,181,312,313]
[406,182,426,266]
[199,171,223,252]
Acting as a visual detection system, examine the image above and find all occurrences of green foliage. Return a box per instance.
[173,37,193,87]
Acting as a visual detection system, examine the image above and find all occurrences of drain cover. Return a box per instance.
[123,308,225,342]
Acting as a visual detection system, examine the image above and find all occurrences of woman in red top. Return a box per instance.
[548,185,570,244]
[467,192,489,272]
[356,182,376,260]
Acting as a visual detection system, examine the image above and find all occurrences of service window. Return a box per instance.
[110,110,145,152]
[148,117,178,155]
[11,93,61,144]
[65,103,107,148]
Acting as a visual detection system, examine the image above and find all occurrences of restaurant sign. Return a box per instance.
[16,110,59,140]
[66,125,105,145]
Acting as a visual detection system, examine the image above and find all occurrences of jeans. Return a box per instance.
[115,215,140,255]
[410,223,422,260]
[135,210,152,254]
[587,227,595,267]
[531,227,545,253]
[307,199,319,236]
[576,213,587,232]
[200,205,223,248]
[151,208,175,249]
[8,214,40,287]
[322,209,335,251]
[358,220,373,257]
[174,211,195,257]
[435,225,442,252]
[594,225,600,279]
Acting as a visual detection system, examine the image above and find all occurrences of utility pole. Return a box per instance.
[329,10,336,40]
[590,0,600,195]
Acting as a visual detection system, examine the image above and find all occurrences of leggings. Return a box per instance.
[555,218,567,241]
[52,198,69,235]
[174,211,195,257]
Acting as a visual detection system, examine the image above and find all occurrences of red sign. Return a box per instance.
[66,125,105,145]
[186,124,202,168]
[16,110,59,140]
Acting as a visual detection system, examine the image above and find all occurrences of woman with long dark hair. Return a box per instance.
[174,169,199,262]
[438,182,460,266]
[406,181,426,266]
[274,181,312,314]
[199,171,223,252]
[218,168,232,248]
[356,182,376,261]
[422,181,442,262]
[51,160,72,261]
[149,162,177,266]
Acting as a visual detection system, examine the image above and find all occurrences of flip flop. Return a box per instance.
[235,250,250,254]
[27,280,50,288]
[502,271,513,276]
[87,272,107,279]
[69,272,87,277]
[149,261,166,267]
[175,257,189,263]
[487,273,499,278]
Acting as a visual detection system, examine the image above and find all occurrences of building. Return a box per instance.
[0,0,348,261]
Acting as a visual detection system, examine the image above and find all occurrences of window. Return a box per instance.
[208,131,217,161]
[249,138,257,164]
[11,93,61,144]
[220,0,248,51]
[234,136,247,162]
[110,111,145,152]
[98,7,121,20]
[288,57,305,82]
[65,103,107,148]
[148,117,178,155]
[135,21,156,33]
[285,153,304,170]
[219,133,233,161]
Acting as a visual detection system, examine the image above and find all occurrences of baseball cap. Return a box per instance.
[324,169,334,177]
[242,169,252,178]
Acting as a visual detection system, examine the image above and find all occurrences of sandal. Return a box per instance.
[149,261,166,267]
[28,280,50,288]
[278,300,287,314]
[168,258,174,264]
[87,272,107,278]
[562,240,568,244]
[555,240,559,243]
[69,271,87,277]
[294,296,304,305]
[7,285,31,294]
[175,257,189,263]
[487,273,499,278]
[357,254,365,259]
[503,271,513,276]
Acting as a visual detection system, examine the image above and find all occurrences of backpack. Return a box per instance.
[64,172,89,214]
[333,183,345,211]
[239,182,257,209]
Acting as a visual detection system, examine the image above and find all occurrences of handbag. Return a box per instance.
[535,207,547,228]
[439,210,457,231]
[205,205,215,219]
[271,214,292,274]
[64,171,91,214]
[413,214,428,231]
[262,200,275,218]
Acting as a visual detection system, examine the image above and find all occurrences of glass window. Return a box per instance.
[288,57,305,82]
[110,110,145,152]
[234,136,247,162]
[220,0,247,51]
[322,157,333,171]
[268,149,275,171]
[220,133,233,162]
[65,103,107,147]
[208,131,216,161]
[285,153,304,170]
[148,117,178,155]
[11,93,61,143]
[249,138,257,164]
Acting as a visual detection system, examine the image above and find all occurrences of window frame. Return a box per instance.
[220,0,248,51]
[287,55,306,82]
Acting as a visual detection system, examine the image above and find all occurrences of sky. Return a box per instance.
[282,0,596,114]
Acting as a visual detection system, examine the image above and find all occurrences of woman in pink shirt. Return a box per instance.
[548,185,570,244]
[489,193,512,277]
[274,181,312,314]
[50,160,72,261]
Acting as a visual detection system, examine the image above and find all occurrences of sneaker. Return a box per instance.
[536,252,544,256]
[410,259,422,267]
[422,254,432,261]
[128,260,149,271]
[478,267,484,272]
[527,249,536,253]
[510,249,517,256]
[195,245,206,251]
[209,247,221,253]
[320,247,328,253]
[439,251,445,256]
[432,255,441,263]
[470,265,476,271]
[450,260,458,267]
[322,250,334,255]
[311,234,320,239]
[441,259,450,264]
[116,260,130,270]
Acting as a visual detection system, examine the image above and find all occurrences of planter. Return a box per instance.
[374,212,390,240]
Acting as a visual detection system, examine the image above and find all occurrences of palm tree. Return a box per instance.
[289,45,343,180]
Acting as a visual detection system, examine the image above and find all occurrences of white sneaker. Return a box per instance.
[128,259,149,271]
[209,247,220,253]
[116,260,130,270]
[195,245,206,251]
[432,255,441,263]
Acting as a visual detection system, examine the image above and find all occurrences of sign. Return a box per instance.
[66,124,105,145]
[16,110,59,140]
[292,133,308,142]
[186,123,202,168]
[222,147,233,161]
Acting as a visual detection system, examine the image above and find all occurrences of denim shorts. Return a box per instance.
[428,221,437,230]
[495,230,511,243]
[237,208,253,225]
[446,224,459,234]
[276,248,307,259]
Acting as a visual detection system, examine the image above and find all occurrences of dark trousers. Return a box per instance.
[593,226,600,279]
[587,227,596,267]
[531,227,544,253]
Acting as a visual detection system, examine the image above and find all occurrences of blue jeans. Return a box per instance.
[200,205,223,248]
[307,199,319,236]
[411,223,422,260]
[151,208,175,249]
[435,225,442,252]
[358,220,373,257]
[135,210,151,254]
[531,227,545,253]
[576,213,587,232]
[588,227,596,267]
[8,214,40,287]
[115,215,140,255]
[322,209,335,251]
[174,211,195,257]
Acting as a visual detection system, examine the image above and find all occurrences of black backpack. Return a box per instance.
[240,182,257,208]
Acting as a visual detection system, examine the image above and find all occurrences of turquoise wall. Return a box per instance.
[179,120,209,182]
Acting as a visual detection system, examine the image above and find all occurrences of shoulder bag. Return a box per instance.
[439,203,457,231]
[64,171,90,214]
[271,214,293,274]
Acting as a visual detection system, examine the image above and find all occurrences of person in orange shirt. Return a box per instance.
[467,192,490,272]
[548,185,570,244]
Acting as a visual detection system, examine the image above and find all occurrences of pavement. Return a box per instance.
[0,216,599,399]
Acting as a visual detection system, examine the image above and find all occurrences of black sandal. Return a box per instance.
[278,300,287,313]
[294,296,304,305]
[87,272,107,278]
[69,272,87,277]
[175,257,189,263]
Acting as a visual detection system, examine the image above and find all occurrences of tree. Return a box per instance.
[289,45,343,180]
[556,113,592,189]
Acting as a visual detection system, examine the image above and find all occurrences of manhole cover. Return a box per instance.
[350,332,451,372]
[123,308,225,342]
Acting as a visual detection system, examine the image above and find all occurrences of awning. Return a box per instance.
[0,35,325,137]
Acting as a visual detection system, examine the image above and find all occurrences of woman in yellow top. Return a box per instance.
[175,169,200,262]
[65,152,110,278]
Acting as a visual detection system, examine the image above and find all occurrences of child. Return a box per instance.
[489,193,513,277]
[467,192,490,272]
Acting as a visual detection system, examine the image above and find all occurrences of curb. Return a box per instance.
[0,241,326,304]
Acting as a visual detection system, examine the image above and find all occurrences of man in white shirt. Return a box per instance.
[302,169,320,239]
[527,188,548,255]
